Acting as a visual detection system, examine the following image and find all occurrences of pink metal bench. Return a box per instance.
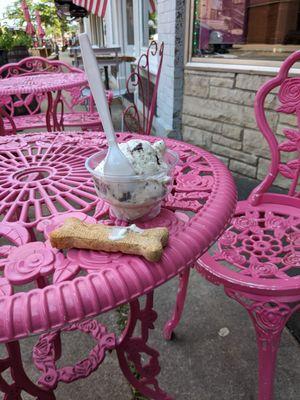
[164,50,300,400]
[122,41,164,135]
[0,57,113,134]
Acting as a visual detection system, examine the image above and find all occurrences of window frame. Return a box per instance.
[184,0,300,74]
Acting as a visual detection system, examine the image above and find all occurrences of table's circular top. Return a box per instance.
[0,131,236,342]
[0,72,87,96]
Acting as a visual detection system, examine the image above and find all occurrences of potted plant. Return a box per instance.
[0,27,14,66]
[8,30,32,63]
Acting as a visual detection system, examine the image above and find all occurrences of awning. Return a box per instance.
[35,10,45,39]
[70,0,156,19]
[71,0,108,18]
[21,0,35,36]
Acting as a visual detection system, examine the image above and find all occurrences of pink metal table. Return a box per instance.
[0,72,88,132]
[0,131,236,399]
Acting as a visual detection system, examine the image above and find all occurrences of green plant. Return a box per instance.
[0,27,14,51]
[12,31,33,48]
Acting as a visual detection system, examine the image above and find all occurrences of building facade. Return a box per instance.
[182,0,300,189]
[81,0,300,187]
[82,0,185,137]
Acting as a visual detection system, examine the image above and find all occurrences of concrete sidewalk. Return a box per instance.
[18,266,300,400]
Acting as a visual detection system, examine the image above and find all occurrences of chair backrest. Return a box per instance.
[0,56,81,78]
[250,50,300,205]
[0,57,93,122]
[122,40,164,135]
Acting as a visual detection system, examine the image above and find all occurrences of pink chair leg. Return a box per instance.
[163,268,190,340]
[254,326,282,400]
[225,288,292,400]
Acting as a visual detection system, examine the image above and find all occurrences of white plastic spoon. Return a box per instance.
[79,33,134,176]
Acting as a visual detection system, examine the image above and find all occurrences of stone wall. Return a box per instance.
[156,0,185,138]
[182,68,297,189]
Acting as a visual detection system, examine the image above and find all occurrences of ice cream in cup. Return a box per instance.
[86,139,178,221]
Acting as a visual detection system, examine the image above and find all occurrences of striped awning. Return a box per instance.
[71,0,108,18]
[71,0,156,18]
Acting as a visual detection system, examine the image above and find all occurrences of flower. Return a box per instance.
[79,320,99,333]
[287,232,300,247]
[232,211,261,233]
[248,262,279,278]
[4,242,56,284]
[215,249,246,267]
[33,337,52,360]
[219,230,237,246]
[279,78,300,104]
[37,212,96,240]
[283,252,300,267]
[74,359,93,378]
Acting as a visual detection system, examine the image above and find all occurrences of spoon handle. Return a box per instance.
[79,33,117,147]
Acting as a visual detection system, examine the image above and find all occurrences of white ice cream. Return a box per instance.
[95,139,168,175]
[93,139,173,220]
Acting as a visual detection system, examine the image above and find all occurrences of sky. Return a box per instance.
[0,1,14,19]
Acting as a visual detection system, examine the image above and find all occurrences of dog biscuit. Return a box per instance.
[50,217,169,262]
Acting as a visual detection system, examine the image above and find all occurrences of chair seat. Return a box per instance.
[4,112,102,132]
[197,193,300,295]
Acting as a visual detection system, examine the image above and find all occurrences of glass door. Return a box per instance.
[122,0,135,56]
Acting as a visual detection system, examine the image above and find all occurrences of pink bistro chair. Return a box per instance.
[164,51,300,400]
[122,41,164,135]
[0,56,113,134]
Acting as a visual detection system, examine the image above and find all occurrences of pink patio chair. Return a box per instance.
[164,51,300,400]
[122,41,164,135]
[0,56,113,135]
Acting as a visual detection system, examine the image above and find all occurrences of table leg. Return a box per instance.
[52,90,64,131]
[46,93,53,132]
[163,268,190,340]
[0,108,17,135]
[116,293,173,400]
[0,341,56,399]
[104,66,110,90]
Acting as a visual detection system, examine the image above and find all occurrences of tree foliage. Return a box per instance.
[4,0,75,38]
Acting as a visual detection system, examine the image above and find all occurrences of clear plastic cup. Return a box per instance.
[85,148,178,221]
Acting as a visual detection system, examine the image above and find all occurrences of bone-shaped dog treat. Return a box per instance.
[50,217,169,262]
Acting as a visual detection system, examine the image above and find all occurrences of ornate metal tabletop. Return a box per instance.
[0,131,236,400]
[0,72,87,96]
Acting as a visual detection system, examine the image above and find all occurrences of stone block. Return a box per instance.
[278,113,298,127]
[184,74,209,97]
[213,134,242,150]
[210,86,255,106]
[221,124,243,141]
[182,114,223,134]
[243,129,269,157]
[235,74,270,91]
[277,124,292,137]
[229,159,257,178]
[209,77,234,88]
[257,157,289,189]
[182,96,262,129]
[183,126,212,149]
[264,93,278,110]
[211,143,257,165]
[209,86,277,110]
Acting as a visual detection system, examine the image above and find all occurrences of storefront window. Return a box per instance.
[126,0,135,45]
[192,0,300,60]
[142,0,157,47]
